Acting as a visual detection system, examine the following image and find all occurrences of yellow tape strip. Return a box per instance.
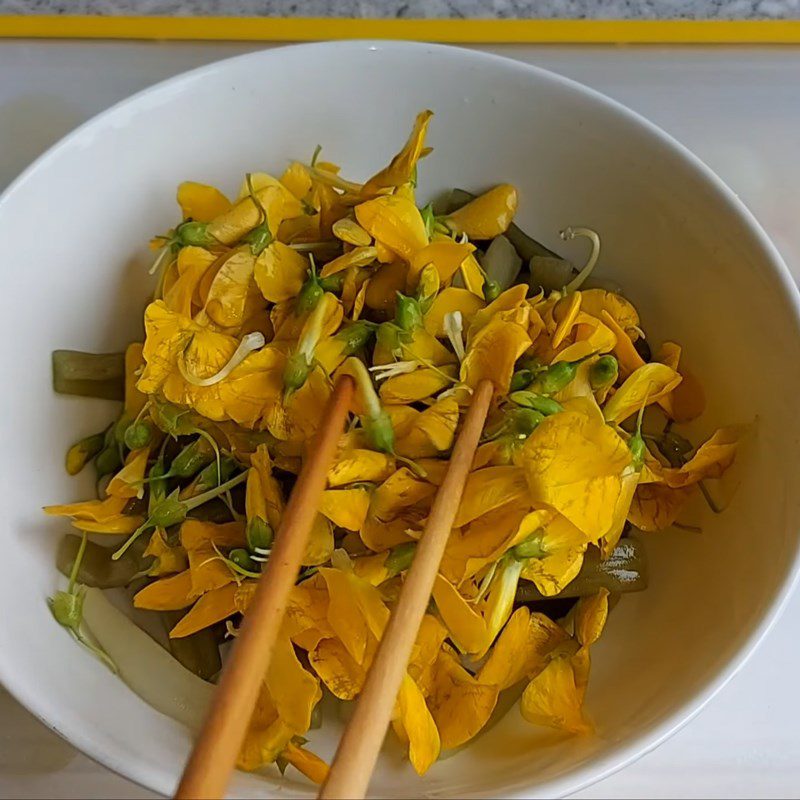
[1,16,800,44]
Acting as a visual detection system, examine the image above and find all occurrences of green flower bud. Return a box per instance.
[385,542,417,576]
[509,369,534,392]
[283,352,312,393]
[247,516,274,552]
[395,293,423,331]
[229,548,257,572]
[483,279,501,302]
[123,421,153,450]
[509,392,563,416]
[589,355,619,390]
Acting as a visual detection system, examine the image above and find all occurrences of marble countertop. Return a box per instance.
[1,0,798,20]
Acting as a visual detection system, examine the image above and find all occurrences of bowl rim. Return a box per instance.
[1,38,799,799]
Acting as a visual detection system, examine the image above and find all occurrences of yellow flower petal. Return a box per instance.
[426,648,498,749]
[281,742,329,786]
[655,341,706,423]
[520,651,591,735]
[603,363,682,424]
[246,444,284,531]
[133,569,194,611]
[520,397,632,540]
[106,447,150,500]
[410,240,477,286]
[265,630,321,734]
[319,488,371,531]
[328,449,395,488]
[460,315,531,393]
[319,246,378,278]
[394,397,459,459]
[44,494,127,522]
[453,466,529,528]
[379,364,457,404]
[176,181,231,222]
[207,185,286,246]
[144,528,187,576]
[478,607,570,690]
[431,575,487,654]
[392,673,441,775]
[519,513,589,597]
[169,583,239,638]
[364,260,409,312]
[254,241,308,303]
[446,184,518,239]
[361,110,433,197]
[236,172,304,219]
[466,283,528,344]
[579,289,640,339]
[424,286,485,338]
[551,292,583,349]
[574,588,610,648]
[71,516,145,534]
[304,514,335,566]
[355,195,427,261]
[627,482,694,531]
[309,637,366,700]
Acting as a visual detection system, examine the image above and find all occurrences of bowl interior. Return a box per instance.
[1,41,799,798]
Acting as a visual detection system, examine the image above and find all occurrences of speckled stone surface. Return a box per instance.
[2,0,799,19]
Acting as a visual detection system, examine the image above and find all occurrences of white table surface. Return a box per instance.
[1,39,799,799]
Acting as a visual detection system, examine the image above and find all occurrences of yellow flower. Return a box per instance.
[169,583,239,638]
[253,242,308,303]
[478,606,570,690]
[236,172,305,220]
[162,247,217,319]
[551,292,583,349]
[466,283,528,344]
[519,397,632,541]
[446,184,518,239]
[181,519,246,599]
[124,342,148,418]
[453,466,529,528]
[460,312,532,394]
[379,364,458,404]
[519,588,609,735]
[319,246,378,278]
[579,289,640,339]
[361,109,433,197]
[520,650,591,735]
[106,447,150,500]
[603,362,682,424]
[246,444,284,531]
[133,569,194,611]
[410,240,477,286]
[355,195,428,261]
[426,648,498,750]
[201,248,265,330]
[553,312,617,364]
[519,513,590,597]
[44,494,128,524]
[627,482,694,531]
[176,181,231,222]
[440,502,535,586]
[364,260,409,312]
[424,287,485,338]
[655,341,706,423]
[318,488,371,531]
[143,529,187,576]
[392,673,441,775]
[280,741,329,786]
[207,185,286,247]
[393,397,459,459]
[327,448,395,488]
[308,637,366,700]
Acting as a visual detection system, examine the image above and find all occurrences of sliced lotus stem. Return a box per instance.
[178,332,265,388]
[561,226,601,293]
[443,311,466,361]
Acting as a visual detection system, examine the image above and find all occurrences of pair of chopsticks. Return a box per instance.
[175,375,494,800]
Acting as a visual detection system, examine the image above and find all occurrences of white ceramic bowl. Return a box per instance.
[1,41,799,799]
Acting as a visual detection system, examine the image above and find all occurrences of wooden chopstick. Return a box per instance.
[319,378,494,800]
[175,374,355,800]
